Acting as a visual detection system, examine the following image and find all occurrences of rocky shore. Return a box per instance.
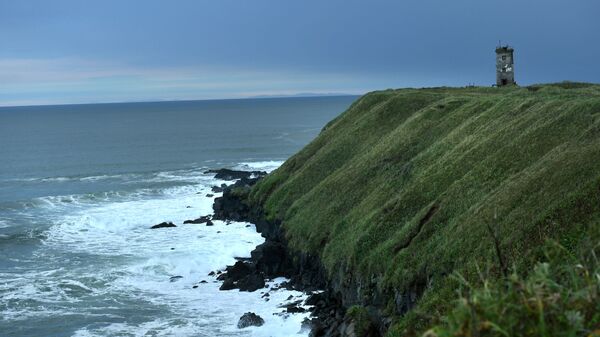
[209,168,383,337]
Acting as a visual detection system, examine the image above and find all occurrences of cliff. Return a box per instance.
[220,83,600,336]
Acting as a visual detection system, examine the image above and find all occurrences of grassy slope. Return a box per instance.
[249,83,600,333]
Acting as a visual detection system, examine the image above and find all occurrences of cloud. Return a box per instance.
[0,57,376,107]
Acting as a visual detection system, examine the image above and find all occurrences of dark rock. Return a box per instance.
[286,305,306,313]
[211,185,224,193]
[169,276,183,282]
[186,206,191,208]
[237,312,265,329]
[205,168,266,181]
[206,193,214,197]
[183,215,212,224]
[208,169,389,337]
[212,177,266,221]
[219,279,236,290]
[217,260,266,292]
[206,220,214,226]
[280,299,305,314]
[192,285,198,289]
[308,320,325,337]
[300,318,319,334]
[305,292,327,306]
[200,280,208,283]
[225,261,255,281]
[208,271,215,276]
[237,274,265,292]
[150,222,176,229]
[234,256,253,262]
[250,241,293,277]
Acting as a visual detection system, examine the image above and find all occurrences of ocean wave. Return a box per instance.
[6,173,138,183]
[3,167,213,185]
[234,160,284,173]
[4,160,280,189]
[1,159,313,337]
[1,160,283,216]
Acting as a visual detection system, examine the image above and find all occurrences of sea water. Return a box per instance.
[0,96,357,337]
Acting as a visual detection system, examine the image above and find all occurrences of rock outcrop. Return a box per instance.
[183,215,213,226]
[150,221,176,229]
[211,177,366,337]
[205,168,267,181]
[237,312,265,328]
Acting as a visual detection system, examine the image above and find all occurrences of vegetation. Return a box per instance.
[248,83,600,334]
[424,240,600,337]
[347,305,374,336]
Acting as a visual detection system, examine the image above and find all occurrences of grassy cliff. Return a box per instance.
[249,83,600,335]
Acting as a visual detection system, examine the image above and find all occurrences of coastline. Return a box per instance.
[211,170,381,337]
[210,84,600,336]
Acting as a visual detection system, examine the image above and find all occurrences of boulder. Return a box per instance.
[300,318,319,334]
[250,241,292,276]
[183,215,212,224]
[205,168,266,181]
[220,279,236,290]
[237,274,265,292]
[225,261,255,281]
[151,222,176,229]
[305,292,328,306]
[237,312,265,329]
[211,184,227,193]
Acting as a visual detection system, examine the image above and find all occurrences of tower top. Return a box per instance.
[495,45,514,53]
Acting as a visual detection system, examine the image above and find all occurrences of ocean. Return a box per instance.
[0,96,357,337]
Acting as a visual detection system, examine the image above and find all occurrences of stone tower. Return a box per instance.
[496,45,515,86]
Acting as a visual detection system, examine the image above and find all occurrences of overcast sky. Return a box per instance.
[1,0,599,106]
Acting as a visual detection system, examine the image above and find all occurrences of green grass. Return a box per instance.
[248,83,600,334]
[346,305,374,336]
[422,240,600,337]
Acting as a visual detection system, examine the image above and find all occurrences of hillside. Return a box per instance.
[245,83,600,335]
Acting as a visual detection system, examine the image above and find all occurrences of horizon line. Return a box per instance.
[0,93,362,109]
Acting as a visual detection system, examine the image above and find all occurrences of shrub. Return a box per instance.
[426,247,600,337]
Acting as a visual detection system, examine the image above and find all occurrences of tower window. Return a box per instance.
[502,55,506,61]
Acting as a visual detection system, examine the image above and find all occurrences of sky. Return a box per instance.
[1,0,599,107]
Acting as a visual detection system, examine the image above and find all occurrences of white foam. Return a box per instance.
[235,161,284,173]
[5,166,311,336]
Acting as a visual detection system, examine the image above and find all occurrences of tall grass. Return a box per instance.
[425,242,600,337]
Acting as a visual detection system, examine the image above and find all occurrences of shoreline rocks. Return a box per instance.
[150,221,176,229]
[183,215,214,226]
[217,260,266,292]
[237,312,265,328]
[211,174,357,337]
[207,167,378,336]
[205,168,267,181]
